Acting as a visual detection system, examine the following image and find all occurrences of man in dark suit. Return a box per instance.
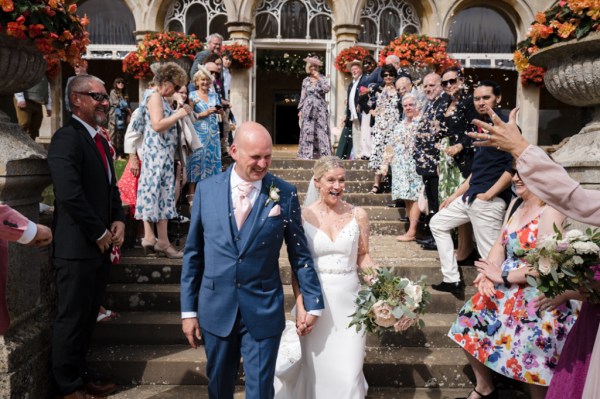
[181,121,323,399]
[48,75,125,399]
[344,60,367,159]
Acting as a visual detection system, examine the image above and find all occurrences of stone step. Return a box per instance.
[270,158,370,170]
[271,168,379,181]
[88,344,474,387]
[93,311,459,348]
[104,283,474,314]
[108,385,523,399]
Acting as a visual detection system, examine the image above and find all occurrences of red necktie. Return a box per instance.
[94,134,108,173]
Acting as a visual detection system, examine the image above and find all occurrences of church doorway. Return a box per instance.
[254,48,327,145]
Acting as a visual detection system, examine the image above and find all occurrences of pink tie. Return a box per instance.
[235,182,254,230]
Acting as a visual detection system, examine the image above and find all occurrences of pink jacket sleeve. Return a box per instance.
[0,204,30,242]
[516,145,600,226]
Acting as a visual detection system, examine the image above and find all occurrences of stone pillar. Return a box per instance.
[332,24,361,127]
[516,81,540,145]
[0,115,53,398]
[227,22,253,124]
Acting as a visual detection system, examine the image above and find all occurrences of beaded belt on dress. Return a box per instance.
[316,266,356,275]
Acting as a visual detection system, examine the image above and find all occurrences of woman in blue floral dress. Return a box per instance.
[187,66,222,203]
[448,171,580,399]
[297,56,331,160]
[135,62,192,258]
[391,93,423,242]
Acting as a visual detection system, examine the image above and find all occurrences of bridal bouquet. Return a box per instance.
[526,227,600,303]
[349,268,430,333]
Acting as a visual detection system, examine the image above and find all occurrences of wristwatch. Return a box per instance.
[501,270,510,288]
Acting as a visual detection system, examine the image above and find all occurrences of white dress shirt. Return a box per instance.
[348,77,361,121]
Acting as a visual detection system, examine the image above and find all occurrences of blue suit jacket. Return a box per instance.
[181,167,324,339]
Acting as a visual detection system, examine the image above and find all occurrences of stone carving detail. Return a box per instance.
[360,0,420,45]
[164,0,227,32]
[255,0,334,39]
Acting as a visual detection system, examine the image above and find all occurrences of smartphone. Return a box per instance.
[214,104,223,110]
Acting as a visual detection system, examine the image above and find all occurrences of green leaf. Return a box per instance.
[576,19,594,39]
[526,275,539,287]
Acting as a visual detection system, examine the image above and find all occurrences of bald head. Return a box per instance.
[423,73,442,101]
[231,121,273,182]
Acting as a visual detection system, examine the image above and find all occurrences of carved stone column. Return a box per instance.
[0,33,53,398]
[332,24,361,127]
[227,23,253,124]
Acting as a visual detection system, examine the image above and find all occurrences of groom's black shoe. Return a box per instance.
[431,281,463,294]
[417,236,437,250]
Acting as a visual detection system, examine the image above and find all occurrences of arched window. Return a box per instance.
[358,0,420,45]
[77,0,135,44]
[254,0,333,39]
[447,7,516,53]
[165,0,229,40]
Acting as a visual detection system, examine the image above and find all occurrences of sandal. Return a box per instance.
[97,309,119,323]
[154,243,183,259]
[457,387,498,399]
[370,185,381,194]
[396,234,416,242]
[141,238,157,255]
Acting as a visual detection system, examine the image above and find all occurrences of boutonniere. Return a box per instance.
[265,183,280,206]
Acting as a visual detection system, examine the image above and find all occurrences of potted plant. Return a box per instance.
[0,0,89,90]
[223,43,254,69]
[378,34,458,79]
[122,31,203,79]
[334,45,371,74]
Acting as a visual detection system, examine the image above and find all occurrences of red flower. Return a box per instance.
[334,46,371,74]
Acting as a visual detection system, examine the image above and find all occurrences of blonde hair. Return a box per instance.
[193,65,214,87]
[313,156,344,180]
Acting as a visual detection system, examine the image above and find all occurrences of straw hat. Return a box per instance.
[346,59,362,72]
[303,56,323,67]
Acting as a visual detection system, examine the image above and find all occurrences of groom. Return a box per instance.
[181,121,324,399]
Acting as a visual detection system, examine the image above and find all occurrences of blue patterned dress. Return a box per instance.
[135,90,178,222]
[448,209,579,386]
[187,90,221,182]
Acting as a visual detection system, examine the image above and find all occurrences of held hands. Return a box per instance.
[182,318,202,349]
[30,224,52,247]
[473,273,496,297]
[295,304,318,336]
[475,259,503,284]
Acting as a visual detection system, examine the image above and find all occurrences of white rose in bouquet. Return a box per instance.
[572,241,600,255]
[371,300,397,328]
[566,229,585,241]
[403,280,423,310]
[538,257,552,275]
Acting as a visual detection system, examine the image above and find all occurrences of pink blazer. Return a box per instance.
[0,204,30,334]
[517,145,600,227]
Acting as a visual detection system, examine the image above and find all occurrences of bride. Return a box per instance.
[277,156,377,398]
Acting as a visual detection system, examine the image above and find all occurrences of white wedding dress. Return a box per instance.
[275,213,368,399]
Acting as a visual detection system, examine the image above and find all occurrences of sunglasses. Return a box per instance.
[382,73,394,78]
[74,91,109,102]
[441,78,458,86]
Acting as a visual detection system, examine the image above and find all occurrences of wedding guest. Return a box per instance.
[339,60,365,159]
[135,62,192,259]
[297,56,331,160]
[277,156,377,398]
[48,74,125,398]
[469,107,600,399]
[108,77,131,158]
[13,75,52,140]
[369,64,400,193]
[186,66,222,205]
[449,170,580,399]
[392,94,423,242]
[189,33,223,81]
[0,204,52,334]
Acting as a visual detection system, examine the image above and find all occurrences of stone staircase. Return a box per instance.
[91,157,525,398]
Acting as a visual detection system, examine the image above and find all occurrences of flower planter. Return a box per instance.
[529,32,600,167]
[0,34,46,96]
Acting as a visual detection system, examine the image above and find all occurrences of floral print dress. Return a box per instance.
[448,208,579,386]
[391,117,423,201]
[135,91,178,222]
[297,75,332,160]
[369,87,400,171]
[187,90,222,182]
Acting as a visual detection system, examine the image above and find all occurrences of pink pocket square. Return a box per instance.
[268,204,281,217]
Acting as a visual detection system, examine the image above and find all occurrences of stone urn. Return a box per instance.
[529,31,600,172]
[0,33,54,398]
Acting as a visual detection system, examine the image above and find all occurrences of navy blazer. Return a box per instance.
[47,118,124,260]
[181,167,324,340]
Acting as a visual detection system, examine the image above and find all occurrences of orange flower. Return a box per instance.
[6,21,27,39]
[0,0,13,12]
[28,23,45,38]
[68,4,77,14]
[535,11,547,23]
[557,22,577,38]
[47,0,58,8]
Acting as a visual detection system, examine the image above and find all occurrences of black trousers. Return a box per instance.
[421,175,440,235]
[52,255,111,394]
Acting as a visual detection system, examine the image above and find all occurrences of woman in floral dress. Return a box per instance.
[369,64,400,193]
[135,62,192,259]
[392,93,422,242]
[187,65,222,204]
[448,171,580,399]
[297,56,331,159]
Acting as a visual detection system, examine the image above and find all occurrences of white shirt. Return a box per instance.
[348,76,361,121]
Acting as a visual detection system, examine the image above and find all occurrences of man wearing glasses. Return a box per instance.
[48,75,125,399]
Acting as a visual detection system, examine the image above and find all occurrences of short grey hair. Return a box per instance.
[206,33,224,43]
[385,55,400,65]
[68,75,105,109]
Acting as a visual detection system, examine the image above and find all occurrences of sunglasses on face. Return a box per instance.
[74,91,109,102]
[441,78,458,87]
[382,73,394,78]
